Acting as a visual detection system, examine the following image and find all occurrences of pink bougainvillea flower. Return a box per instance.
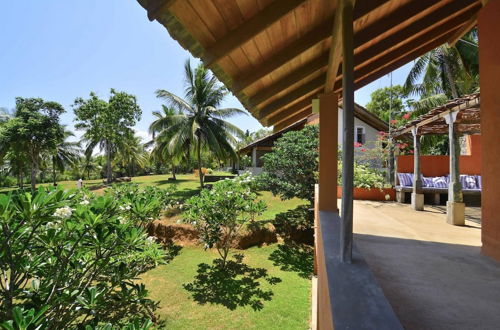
[354,142,363,148]
[409,150,414,154]
[377,131,386,136]
[390,119,398,124]
[361,148,367,152]
[402,113,411,120]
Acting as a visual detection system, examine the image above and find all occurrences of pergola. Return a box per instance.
[393,93,481,224]
[136,1,499,328]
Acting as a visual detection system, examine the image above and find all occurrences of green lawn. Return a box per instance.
[141,245,312,330]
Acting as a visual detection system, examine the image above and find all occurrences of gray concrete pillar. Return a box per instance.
[251,147,257,168]
[445,112,465,225]
[411,127,424,210]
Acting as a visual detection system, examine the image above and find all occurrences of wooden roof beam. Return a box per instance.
[146,0,176,21]
[256,0,476,113]
[447,15,477,46]
[256,75,325,120]
[248,53,329,107]
[273,108,313,131]
[203,0,306,67]
[336,26,464,94]
[232,0,391,93]
[324,0,347,93]
[265,98,313,126]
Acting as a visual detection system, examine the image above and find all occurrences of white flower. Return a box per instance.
[146,236,156,243]
[80,199,90,205]
[385,194,391,201]
[119,204,131,211]
[53,206,73,219]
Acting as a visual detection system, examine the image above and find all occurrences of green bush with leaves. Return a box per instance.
[105,184,178,227]
[338,161,386,189]
[0,187,171,328]
[183,174,266,266]
[259,125,319,205]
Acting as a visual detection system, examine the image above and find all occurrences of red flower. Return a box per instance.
[390,119,398,124]
[377,131,386,136]
[402,113,411,120]
[361,148,367,152]
[354,142,363,148]
[409,150,414,154]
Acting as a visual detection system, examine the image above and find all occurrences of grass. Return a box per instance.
[141,245,311,330]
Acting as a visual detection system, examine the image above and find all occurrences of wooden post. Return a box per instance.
[340,0,354,264]
[445,112,465,225]
[411,127,424,210]
[317,94,339,212]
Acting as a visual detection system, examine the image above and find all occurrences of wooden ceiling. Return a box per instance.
[136,0,484,128]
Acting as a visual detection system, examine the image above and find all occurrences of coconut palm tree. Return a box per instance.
[403,30,478,115]
[114,131,147,177]
[154,60,246,188]
[51,129,80,185]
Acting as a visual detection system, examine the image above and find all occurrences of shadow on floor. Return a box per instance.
[183,254,281,311]
[354,233,500,330]
[268,244,314,279]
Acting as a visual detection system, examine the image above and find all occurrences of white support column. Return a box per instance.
[445,112,465,225]
[251,147,257,168]
[411,127,424,210]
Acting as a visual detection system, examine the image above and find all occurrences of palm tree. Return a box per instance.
[81,155,99,180]
[115,131,147,177]
[403,29,478,115]
[148,105,186,180]
[51,129,80,186]
[154,60,246,188]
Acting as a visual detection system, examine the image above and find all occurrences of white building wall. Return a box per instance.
[337,108,381,151]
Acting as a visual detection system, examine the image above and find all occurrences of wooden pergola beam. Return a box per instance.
[447,15,477,46]
[265,98,313,126]
[203,0,306,67]
[232,0,390,93]
[256,74,325,120]
[146,0,176,21]
[248,53,329,107]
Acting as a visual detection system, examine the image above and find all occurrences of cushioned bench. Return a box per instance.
[395,173,481,204]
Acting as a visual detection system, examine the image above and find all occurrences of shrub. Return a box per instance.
[0,187,171,327]
[273,205,314,244]
[105,184,178,227]
[338,161,386,189]
[183,174,266,266]
[259,125,319,205]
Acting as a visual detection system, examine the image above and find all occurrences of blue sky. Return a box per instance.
[0,0,412,142]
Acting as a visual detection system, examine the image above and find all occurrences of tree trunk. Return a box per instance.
[197,137,204,188]
[172,164,176,180]
[442,53,459,99]
[106,141,112,184]
[30,158,37,193]
[52,159,57,186]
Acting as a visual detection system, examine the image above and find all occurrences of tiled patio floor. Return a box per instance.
[352,200,500,330]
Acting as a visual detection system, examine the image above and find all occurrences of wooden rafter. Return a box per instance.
[256,75,325,120]
[324,0,345,93]
[266,99,313,126]
[273,108,313,131]
[232,0,391,93]
[248,53,328,107]
[146,0,176,21]
[203,0,306,67]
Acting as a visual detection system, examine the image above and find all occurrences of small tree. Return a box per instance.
[259,125,319,206]
[183,174,266,267]
[0,98,65,191]
[73,89,141,184]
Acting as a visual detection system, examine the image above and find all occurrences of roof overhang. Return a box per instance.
[136,0,485,127]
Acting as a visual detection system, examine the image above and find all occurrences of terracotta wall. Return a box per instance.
[397,136,482,176]
[337,187,395,201]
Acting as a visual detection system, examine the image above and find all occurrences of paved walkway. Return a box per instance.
[352,201,500,330]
